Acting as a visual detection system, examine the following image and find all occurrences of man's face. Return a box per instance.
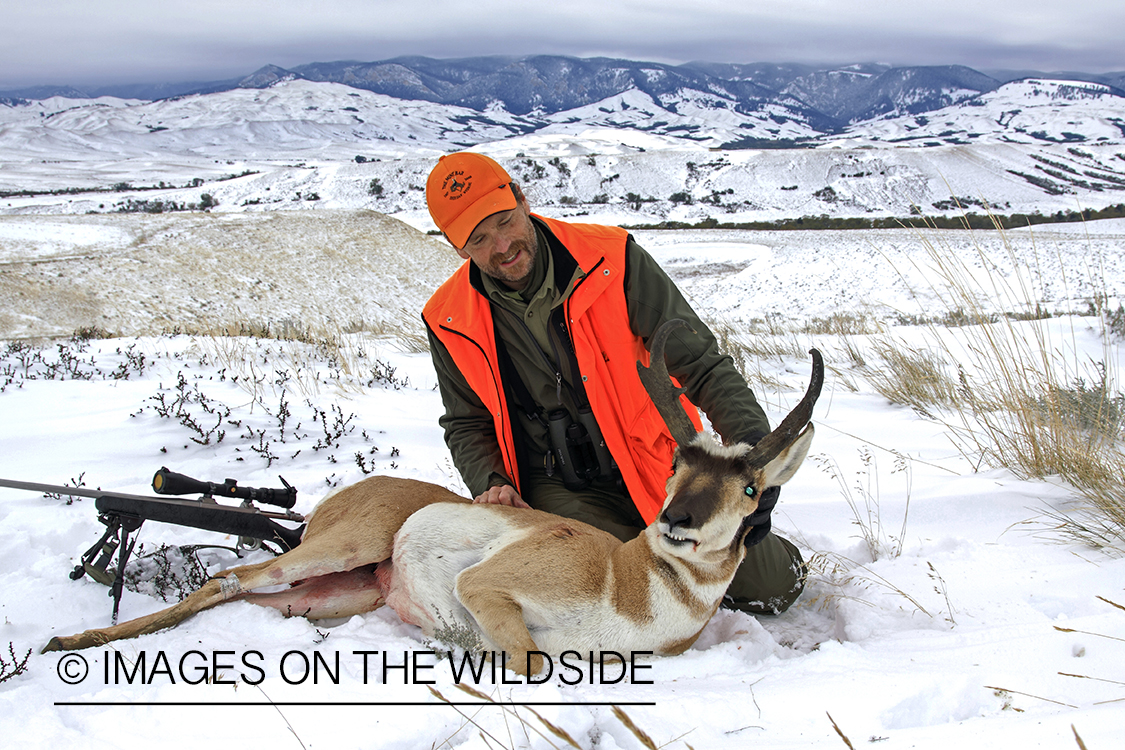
[454,199,538,291]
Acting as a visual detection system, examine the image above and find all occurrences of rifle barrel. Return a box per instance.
[0,478,304,522]
[0,478,154,502]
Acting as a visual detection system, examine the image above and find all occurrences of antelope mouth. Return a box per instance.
[661,529,699,549]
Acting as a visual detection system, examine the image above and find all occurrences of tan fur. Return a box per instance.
[607,534,656,624]
[659,619,715,656]
[42,427,817,676]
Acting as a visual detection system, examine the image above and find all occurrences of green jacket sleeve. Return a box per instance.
[425,323,515,497]
[624,237,771,445]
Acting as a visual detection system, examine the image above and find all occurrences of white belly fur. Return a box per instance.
[385,503,715,659]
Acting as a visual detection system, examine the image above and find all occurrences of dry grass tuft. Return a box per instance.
[611,707,659,750]
[428,682,676,750]
[890,222,1125,549]
[707,315,816,413]
[826,712,856,749]
[800,550,937,621]
[802,312,882,337]
[709,318,806,363]
[864,339,960,418]
[811,447,913,561]
[427,678,680,750]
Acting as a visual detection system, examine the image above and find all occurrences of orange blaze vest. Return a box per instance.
[423,214,702,524]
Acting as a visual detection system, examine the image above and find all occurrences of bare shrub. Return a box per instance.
[124,543,214,602]
[0,643,31,683]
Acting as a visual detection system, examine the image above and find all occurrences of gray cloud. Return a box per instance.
[2,0,1121,90]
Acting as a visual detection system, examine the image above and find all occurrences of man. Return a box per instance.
[421,151,804,614]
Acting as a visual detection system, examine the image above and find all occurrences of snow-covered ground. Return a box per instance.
[4,77,1125,226]
[824,78,1125,147]
[0,213,1122,748]
[3,211,1122,342]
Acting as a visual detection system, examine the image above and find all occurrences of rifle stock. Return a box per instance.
[94,494,305,551]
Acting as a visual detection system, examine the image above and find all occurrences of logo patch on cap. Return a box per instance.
[442,170,472,201]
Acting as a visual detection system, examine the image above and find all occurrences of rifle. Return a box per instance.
[0,467,306,623]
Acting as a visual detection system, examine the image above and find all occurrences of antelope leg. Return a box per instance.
[456,567,543,676]
[42,558,277,652]
[43,539,389,652]
[241,564,386,619]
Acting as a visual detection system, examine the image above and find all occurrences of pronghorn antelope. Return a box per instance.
[44,320,823,675]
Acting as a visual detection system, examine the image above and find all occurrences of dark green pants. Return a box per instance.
[521,468,805,615]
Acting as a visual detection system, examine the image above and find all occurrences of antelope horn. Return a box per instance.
[749,349,824,466]
[637,319,699,447]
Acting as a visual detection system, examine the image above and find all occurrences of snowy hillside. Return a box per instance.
[0,216,1122,749]
[8,138,1123,237]
[829,79,1125,147]
[2,76,1124,226]
[781,64,999,123]
[0,80,536,160]
[4,211,1125,342]
[538,87,822,144]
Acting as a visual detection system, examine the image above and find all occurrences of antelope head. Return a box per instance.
[638,319,823,561]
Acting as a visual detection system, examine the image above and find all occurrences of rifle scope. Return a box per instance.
[152,467,297,509]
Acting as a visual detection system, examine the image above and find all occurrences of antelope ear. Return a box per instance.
[761,424,815,488]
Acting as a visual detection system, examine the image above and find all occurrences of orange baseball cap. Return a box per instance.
[426,152,517,249]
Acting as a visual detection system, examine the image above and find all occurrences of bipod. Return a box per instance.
[70,511,144,624]
[1,472,305,623]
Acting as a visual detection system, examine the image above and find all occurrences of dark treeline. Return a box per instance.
[627,204,1125,231]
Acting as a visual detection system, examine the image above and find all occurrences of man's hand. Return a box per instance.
[473,484,531,509]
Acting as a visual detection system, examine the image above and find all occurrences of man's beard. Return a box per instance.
[483,223,538,289]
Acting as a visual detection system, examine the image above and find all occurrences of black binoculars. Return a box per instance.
[546,407,616,491]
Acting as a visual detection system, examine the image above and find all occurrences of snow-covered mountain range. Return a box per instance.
[7,56,1124,128]
[2,56,1124,226]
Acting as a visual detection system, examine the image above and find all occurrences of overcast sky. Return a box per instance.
[4,1,1122,90]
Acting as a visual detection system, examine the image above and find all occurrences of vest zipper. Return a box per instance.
[437,324,520,486]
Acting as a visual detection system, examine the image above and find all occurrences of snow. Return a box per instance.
[1,78,1124,744]
[4,76,1125,226]
[827,78,1125,148]
[0,220,129,261]
[1,211,1123,748]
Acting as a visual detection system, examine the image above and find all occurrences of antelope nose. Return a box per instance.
[662,508,693,529]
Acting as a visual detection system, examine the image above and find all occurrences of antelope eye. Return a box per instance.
[744,485,756,497]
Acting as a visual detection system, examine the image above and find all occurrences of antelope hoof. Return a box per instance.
[517,650,544,677]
